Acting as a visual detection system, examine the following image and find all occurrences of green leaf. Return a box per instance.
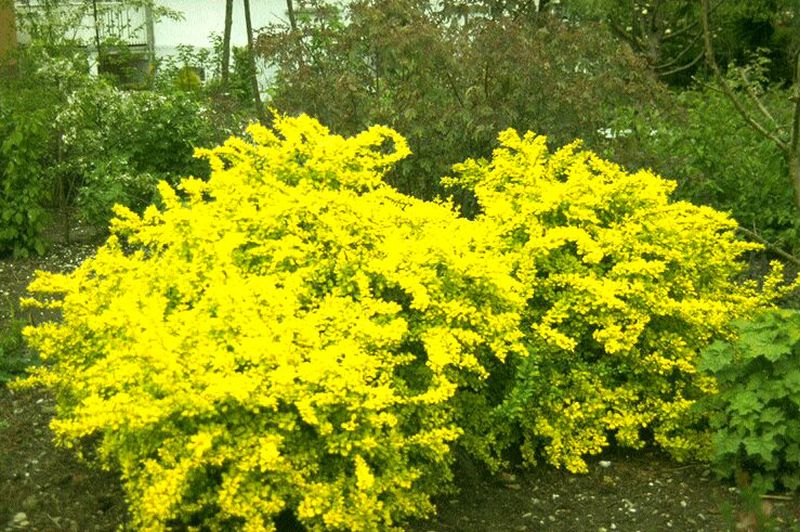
[743,434,777,463]
[698,340,733,373]
[785,443,800,464]
[781,472,800,490]
[758,407,785,427]
[784,312,800,344]
[739,330,791,362]
[728,390,761,416]
[713,431,742,458]
[783,369,800,396]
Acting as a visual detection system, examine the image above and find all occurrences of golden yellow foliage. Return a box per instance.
[16,116,795,530]
[17,115,525,531]
[448,129,795,473]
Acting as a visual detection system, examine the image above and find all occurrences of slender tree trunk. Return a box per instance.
[286,0,297,31]
[790,153,800,212]
[787,52,800,210]
[243,0,266,122]
[92,0,103,68]
[221,0,233,88]
[0,0,18,76]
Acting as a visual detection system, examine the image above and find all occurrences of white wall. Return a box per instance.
[154,0,288,49]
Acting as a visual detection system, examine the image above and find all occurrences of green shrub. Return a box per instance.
[16,115,524,531]
[56,79,222,226]
[0,103,51,257]
[260,2,668,204]
[0,48,237,252]
[447,129,796,473]
[613,76,797,252]
[698,308,800,492]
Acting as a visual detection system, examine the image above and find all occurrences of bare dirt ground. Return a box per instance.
[1,240,799,532]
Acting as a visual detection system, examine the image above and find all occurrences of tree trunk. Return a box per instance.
[792,51,800,210]
[0,0,18,76]
[791,152,800,212]
[286,0,297,31]
[91,0,103,67]
[243,0,267,122]
[221,0,233,88]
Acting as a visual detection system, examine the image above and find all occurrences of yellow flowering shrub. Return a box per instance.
[447,129,794,473]
[16,115,525,531]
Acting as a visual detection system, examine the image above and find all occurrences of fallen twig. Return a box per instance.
[759,494,794,501]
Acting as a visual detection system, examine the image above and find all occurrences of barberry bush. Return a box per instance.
[16,115,525,531]
[17,115,798,530]
[447,129,795,473]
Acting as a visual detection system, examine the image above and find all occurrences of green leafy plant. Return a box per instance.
[260,1,668,205]
[0,102,51,257]
[0,40,245,252]
[624,64,798,253]
[698,308,800,492]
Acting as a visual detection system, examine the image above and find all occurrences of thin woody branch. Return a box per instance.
[657,50,704,77]
[738,69,784,133]
[737,226,800,267]
[655,30,703,70]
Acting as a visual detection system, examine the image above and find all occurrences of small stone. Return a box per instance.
[680,500,688,508]
[599,460,612,468]
[11,513,27,524]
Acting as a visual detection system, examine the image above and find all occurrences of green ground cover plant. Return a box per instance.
[699,308,800,493]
